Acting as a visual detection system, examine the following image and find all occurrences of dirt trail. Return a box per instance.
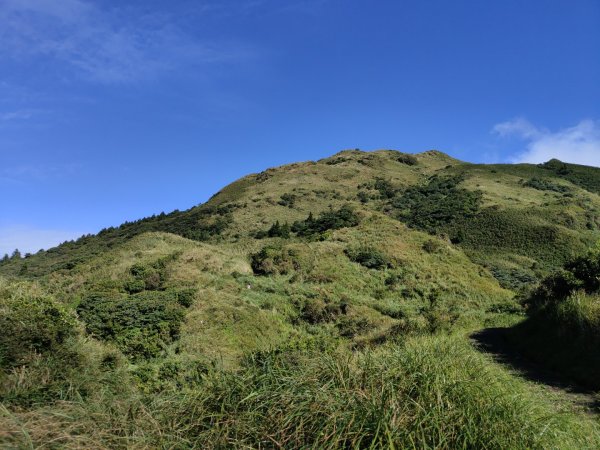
[471,327,600,414]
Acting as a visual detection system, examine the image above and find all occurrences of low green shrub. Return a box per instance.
[0,280,79,368]
[76,290,189,360]
[250,245,300,275]
[392,175,482,234]
[292,205,360,236]
[345,246,391,269]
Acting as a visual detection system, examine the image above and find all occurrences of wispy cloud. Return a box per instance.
[0,109,43,121]
[0,225,85,255]
[0,0,251,83]
[493,118,600,167]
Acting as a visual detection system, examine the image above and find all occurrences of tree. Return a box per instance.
[11,249,21,260]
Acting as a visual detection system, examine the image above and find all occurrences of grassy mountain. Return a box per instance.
[2,149,600,448]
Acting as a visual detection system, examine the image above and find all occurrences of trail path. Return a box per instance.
[471,327,600,414]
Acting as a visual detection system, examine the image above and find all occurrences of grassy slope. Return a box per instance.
[3,149,600,447]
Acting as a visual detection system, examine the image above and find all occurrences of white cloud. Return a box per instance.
[0,225,85,255]
[0,0,249,83]
[493,118,600,167]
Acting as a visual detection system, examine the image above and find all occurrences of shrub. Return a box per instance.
[422,239,444,254]
[523,177,569,193]
[278,193,297,208]
[392,175,482,234]
[292,205,360,236]
[250,245,300,275]
[76,290,188,360]
[0,281,79,368]
[397,153,418,165]
[345,246,391,269]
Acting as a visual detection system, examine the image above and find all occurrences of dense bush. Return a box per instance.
[254,221,291,239]
[345,246,391,269]
[76,290,192,360]
[250,245,300,275]
[422,239,444,254]
[392,175,482,234]
[448,207,583,269]
[510,245,600,389]
[540,159,600,194]
[523,177,569,193]
[292,205,360,236]
[526,246,600,313]
[0,281,79,368]
[277,193,297,208]
[396,153,418,165]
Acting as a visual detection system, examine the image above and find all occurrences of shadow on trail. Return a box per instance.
[471,327,600,414]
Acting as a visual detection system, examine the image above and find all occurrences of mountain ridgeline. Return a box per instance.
[3,149,600,448]
[3,150,600,286]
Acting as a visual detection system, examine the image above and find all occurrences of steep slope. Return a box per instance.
[3,149,599,291]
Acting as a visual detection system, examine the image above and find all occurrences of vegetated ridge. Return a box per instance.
[2,149,600,448]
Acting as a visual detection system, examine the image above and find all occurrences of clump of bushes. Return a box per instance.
[278,193,297,208]
[250,245,300,275]
[392,175,482,234]
[76,289,194,360]
[539,158,600,194]
[523,177,569,193]
[358,178,398,199]
[292,205,360,236]
[510,245,600,389]
[422,239,444,254]
[345,246,391,269]
[397,153,418,165]
[0,281,79,368]
[254,221,291,239]
[295,297,347,324]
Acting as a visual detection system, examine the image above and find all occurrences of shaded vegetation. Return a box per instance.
[291,205,360,236]
[392,175,482,234]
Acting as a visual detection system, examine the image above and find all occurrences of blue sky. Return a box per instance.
[1,0,599,255]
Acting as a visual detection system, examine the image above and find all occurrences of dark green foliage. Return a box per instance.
[0,287,79,368]
[270,221,290,238]
[76,290,189,360]
[292,205,360,236]
[504,246,600,389]
[124,256,175,293]
[490,267,538,291]
[523,177,569,193]
[422,239,444,254]
[356,190,370,203]
[254,221,291,239]
[392,175,482,234]
[397,153,418,165]
[278,193,297,208]
[345,246,391,269]
[526,247,600,313]
[295,297,347,324]
[358,178,397,199]
[336,316,372,338]
[539,159,600,194]
[449,207,584,270]
[374,178,397,199]
[250,245,300,275]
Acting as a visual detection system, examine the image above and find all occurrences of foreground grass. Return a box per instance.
[3,334,599,449]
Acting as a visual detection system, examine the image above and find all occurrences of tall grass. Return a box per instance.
[3,334,597,449]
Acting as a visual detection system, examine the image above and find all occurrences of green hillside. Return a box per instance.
[2,149,600,448]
